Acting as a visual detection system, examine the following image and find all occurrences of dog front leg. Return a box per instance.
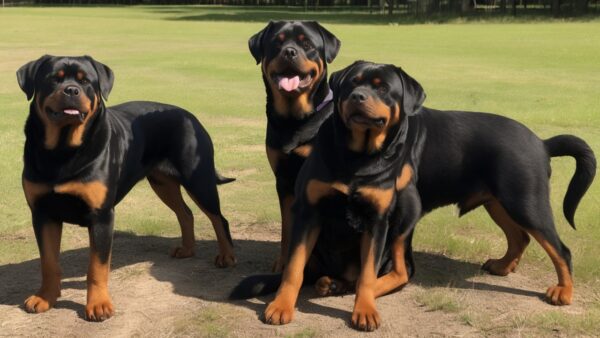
[85,210,114,322]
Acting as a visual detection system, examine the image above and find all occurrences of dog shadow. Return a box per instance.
[0,231,542,322]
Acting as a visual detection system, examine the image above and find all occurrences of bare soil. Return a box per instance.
[0,226,585,337]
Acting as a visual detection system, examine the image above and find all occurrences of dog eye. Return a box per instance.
[302,40,313,50]
[377,85,388,94]
[78,76,89,84]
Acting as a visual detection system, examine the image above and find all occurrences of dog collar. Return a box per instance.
[315,89,333,112]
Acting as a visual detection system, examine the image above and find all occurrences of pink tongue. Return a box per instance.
[279,76,300,92]
[63,109,80,115]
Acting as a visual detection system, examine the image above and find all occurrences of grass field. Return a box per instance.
[0,6,599,336]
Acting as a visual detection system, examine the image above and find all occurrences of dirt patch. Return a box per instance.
[0,227,588,337]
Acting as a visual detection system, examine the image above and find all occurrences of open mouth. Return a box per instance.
[348,111,386,127]
[45,106,87,122]
[271,69,316,93]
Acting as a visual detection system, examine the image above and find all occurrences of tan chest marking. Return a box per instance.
[395,164,413,191]
[23,179,108,210]
[22,179,52,208]
[54,180,108,210]
[356,186,395,214]
[306,179,349,205]
[292,144,313,158]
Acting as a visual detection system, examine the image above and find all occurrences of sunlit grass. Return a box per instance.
[0,6,598,334]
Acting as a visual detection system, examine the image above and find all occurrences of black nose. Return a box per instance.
[63,86,80,96]
[350,92,367,103]
[284,47,298,59]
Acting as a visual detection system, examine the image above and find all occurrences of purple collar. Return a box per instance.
[315,89,333,112]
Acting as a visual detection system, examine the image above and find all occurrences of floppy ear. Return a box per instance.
[16,55,52,101]
[395,67,426,116]
[329,60,366,95]
[311,21,341,64]
[328,68,348,96]
[84,55,114,101]
[248,21,274,65]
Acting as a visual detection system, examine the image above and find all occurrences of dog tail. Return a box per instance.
[544,135,596,229]
[216,171,236,185]
[229,273,282,300]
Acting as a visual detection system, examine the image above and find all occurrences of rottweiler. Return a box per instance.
[248,21,340,271]
[230,61,596,331]
[17,55,236,321]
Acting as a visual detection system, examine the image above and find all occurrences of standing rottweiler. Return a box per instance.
[248,21,341,271]
[230,61,596,331]
[17,55,236,321]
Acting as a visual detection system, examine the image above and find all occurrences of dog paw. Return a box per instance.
[482,258,518,276]
[263,298,295,325]
[85,297,114,322]
[545,285,572,305]
[315,276,351,297]
[169,246,195,258]
[351,300,381,331]
[214,253,236,268]
[24,292,59,313]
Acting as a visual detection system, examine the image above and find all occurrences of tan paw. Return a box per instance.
[315,276,352,297]
[352,296,381,331]
[169,246,195,258]
[263,297,295,325]
[214,253,236,268]
[545,285,572,305]
[85,296,114,322]
[24,292,59,313]
[482,258,519,276]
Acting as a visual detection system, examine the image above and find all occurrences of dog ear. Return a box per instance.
[310,21,341,64]
[394,67,426,116]
[329,61,366,96]
[248,21,275,65]
[16,55,52,101]
[84,55,114,101]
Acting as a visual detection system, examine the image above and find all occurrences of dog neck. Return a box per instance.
[326,113,414,180]
[265,80,335,154]
[24,103,110,182]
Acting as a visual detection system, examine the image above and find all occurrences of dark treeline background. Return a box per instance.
[4,0,599,17]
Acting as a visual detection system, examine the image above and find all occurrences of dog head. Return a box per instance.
[249,21,340,118]
[17,55,114,148]
[330,61,425,154]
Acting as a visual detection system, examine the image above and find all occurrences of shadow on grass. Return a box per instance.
[0,230,542,321]
[144,6,600,25]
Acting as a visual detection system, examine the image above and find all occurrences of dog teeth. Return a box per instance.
[63,109,80,115]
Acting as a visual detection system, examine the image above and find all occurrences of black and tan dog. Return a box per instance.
[230,61,596,330]
[249,21,340,271]
[17,55,236,321]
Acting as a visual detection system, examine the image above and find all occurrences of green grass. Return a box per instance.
[0,6,599,335]
[415,289,464,313]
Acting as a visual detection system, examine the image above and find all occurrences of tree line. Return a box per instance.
[5,0,598,16]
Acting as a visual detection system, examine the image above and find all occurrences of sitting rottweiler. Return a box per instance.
[248,21,340,271]
[17,55,236,321]
[230,61,596,331]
